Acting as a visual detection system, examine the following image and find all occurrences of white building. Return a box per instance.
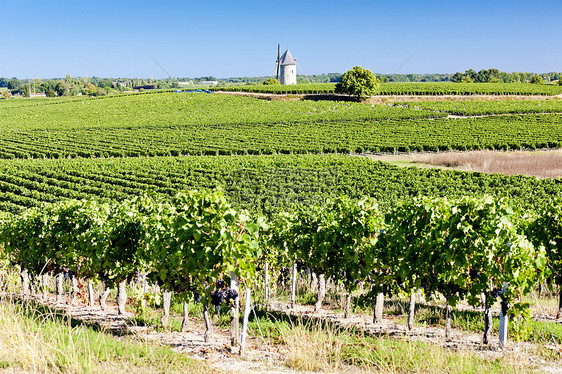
[279,50,297,85]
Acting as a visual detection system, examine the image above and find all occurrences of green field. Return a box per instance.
[0,91,560,215]
[0,93,561,160]
[215,82,562,96]
[0,154,559,215]
[402,99,562,115]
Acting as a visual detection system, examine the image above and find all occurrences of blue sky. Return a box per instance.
[2,0,561,78]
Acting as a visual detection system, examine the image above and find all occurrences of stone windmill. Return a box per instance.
[275,45,297,85]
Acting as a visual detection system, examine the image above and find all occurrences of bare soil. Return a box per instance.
[5,292,562,373]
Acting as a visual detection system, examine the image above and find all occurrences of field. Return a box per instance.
[1,87,562,373]
[0,154,560,216]
[215,82,562,95]
[0,93,561,160]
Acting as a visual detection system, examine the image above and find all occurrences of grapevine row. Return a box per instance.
[1,112,561,160]
[1,193,560,345]
[0,155,559,216]
[214,82,562,96]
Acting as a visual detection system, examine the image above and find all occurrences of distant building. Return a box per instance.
[196,81,218,85]
[279,50,297,85]
[177,81,193,86]
[29,92,47,98]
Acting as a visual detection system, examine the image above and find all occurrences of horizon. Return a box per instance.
[2,0,561,78]
[4,70,560,82]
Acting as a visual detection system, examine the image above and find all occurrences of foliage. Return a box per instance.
[284,197,383,292]
[1,93,561,161]
[263,78,280,85]
[216,82,562,95]
[445,197,546,309]
[0,154,560,218]
[530,76,543,84]
[526,199,562,306]
[402,99,562,116]
[335,66,380,99]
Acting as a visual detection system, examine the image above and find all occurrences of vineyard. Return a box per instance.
[215,82,562,96]
[1,89,562,372]
[402,99,562,116]
[0,193,560,361]
[0,93,561,160]
[0,154,560,215]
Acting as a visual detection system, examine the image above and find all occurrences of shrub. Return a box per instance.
[263,78,280,85]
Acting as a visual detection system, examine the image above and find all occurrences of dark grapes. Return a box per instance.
[224,288,238,305]
[211,290,225,314]
[188,285,201,303]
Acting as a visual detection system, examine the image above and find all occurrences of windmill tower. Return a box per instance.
[276,49,297,85]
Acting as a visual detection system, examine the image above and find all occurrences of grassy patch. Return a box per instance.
[0,300,215,373]
[249,314,535,373]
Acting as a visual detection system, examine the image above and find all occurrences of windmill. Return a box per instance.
[274,44,310,85]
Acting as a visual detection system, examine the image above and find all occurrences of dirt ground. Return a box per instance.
[5,292,562,373]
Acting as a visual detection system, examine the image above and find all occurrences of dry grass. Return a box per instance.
[277,318,533,373]
[0,299,214,373]
[413,149,562,178]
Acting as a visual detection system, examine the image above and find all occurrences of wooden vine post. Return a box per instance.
[230,272,240,346]
[240,286,251,356]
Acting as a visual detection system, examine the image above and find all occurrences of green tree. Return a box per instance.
[85,83,97,96]
[263,78,280,85]
[530,75,543,84]
[335,66,380,99]
[7,78,20,90]
[54,82,69,97]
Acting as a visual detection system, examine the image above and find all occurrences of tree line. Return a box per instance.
[451,69,561,84]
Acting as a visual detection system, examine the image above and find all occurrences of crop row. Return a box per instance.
[0,92,441,132]
[0,113,560,160]
[402,99,562,116]
[215,82,562,96]
[0,155,559,215]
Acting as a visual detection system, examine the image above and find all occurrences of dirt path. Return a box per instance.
[5,292,562,373]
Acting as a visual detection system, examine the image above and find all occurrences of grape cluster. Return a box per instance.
[188,285,201,303]
[211,290,225,314]
[469,270,481,280]
[210,279,239,314]
[491,288,505,298]
[224,288,238,305]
